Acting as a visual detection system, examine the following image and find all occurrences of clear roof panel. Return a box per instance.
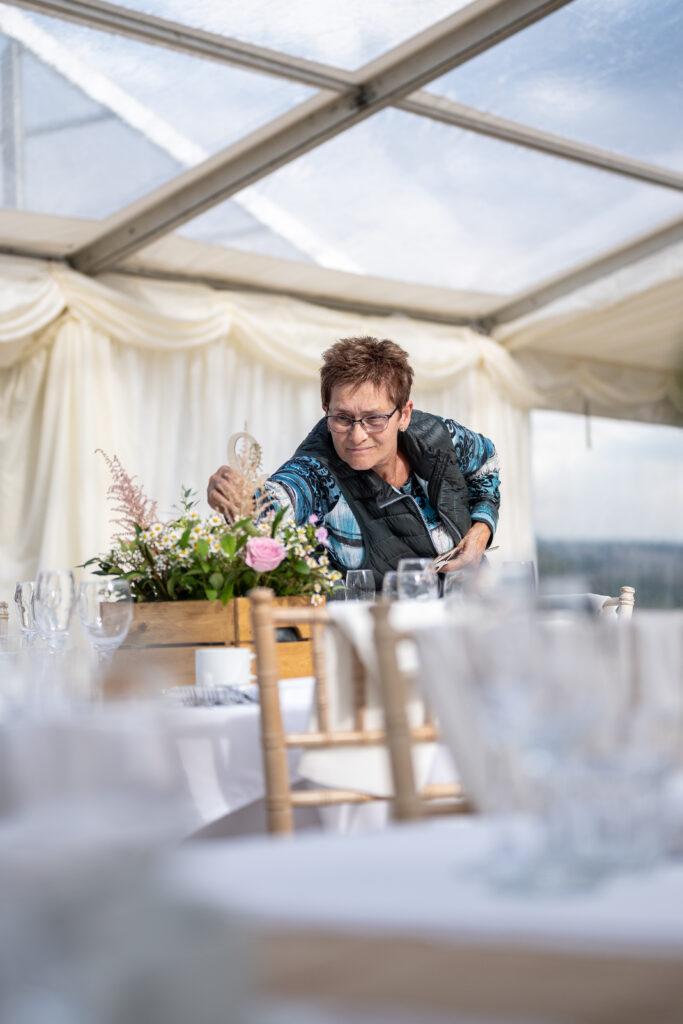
[0,9,312,218]
[179,201,318,266]
[430,0,683,172]
[177,107,683,294]
[106,0,467,70]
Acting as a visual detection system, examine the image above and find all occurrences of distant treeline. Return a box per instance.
[536,540,683,610]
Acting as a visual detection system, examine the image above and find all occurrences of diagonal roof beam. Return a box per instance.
[398,93,683,194]
[12,3,681,193]
[480,213,683,329]
[3,0,355,90]
[0,5,362,269]
[68,0,574,274]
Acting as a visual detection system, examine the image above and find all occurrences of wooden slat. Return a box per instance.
[250,588,295,835]
[421,782,464,800]
[424,800,473,816]
[122,600,236,646]
[290,789,379,807]
[273,640,314,679]
[285,725,438,748]
[311,621,330,732]
[112,640,312,685]
[236,595,317,642]
[370,602,423,821]
[351,643,367,731]
[110,645,194,689]
[116,599,314,682]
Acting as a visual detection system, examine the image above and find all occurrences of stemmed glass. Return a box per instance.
[13,580,38,644]
[345,570,375,601]
[381,571,400,601]
[77,579,133,667]
[34,570,76,650]
[396,558,438,601]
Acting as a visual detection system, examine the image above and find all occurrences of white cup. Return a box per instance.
[195,647,253,689]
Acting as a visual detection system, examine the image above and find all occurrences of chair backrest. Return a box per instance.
[600,586,636,620]
[537,585,636,621]
[249,588,465,835]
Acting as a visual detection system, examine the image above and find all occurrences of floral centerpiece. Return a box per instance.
[84,436,342,605]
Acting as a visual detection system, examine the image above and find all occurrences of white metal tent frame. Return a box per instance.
[1,0,682,335]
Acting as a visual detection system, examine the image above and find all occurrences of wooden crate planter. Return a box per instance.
[111,596,316,689]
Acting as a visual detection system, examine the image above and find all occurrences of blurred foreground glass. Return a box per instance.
[34,570,76,650]
[500,561,536,594]
[78,580,134,664]
[535,572,597,621]
[441,567,478,603]
[345,570,375,602]
[381,571,399,601]
[397,558,438,601]
[14,581,38,643]
[415,611,683,890]
[549,611,683,874]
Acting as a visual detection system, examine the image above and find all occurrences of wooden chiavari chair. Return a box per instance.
[249,588,468,835]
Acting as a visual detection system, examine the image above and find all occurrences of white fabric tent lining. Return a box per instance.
[0,256,537,598]
[0,247,679,601]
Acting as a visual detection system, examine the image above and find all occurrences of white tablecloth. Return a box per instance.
[0,678,316,837]
[163,678,315,831]
[165,816,683,953]
[161,817,683,1022]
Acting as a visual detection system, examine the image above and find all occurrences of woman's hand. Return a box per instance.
[207,466,240,520]
[440,522,491,572]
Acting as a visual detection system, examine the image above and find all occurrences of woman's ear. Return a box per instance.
[399,400,413,431]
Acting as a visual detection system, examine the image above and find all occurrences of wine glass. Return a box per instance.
[381,571,400,601]
[77,579,133,665]
[345,570,375,602]
[14,580,38,644]
[34,570,76,650]
[442,568,471,604]
[396,558,438,601]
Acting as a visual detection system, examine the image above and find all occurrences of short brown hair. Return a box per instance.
[320,336,414,409]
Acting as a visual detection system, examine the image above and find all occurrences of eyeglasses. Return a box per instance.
[325,407,399,434]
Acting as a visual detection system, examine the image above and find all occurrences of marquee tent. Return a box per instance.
[0,0,681,595]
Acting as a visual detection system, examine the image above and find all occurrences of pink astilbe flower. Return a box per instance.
[97,449,159,540]
[308,514,319,524]
[314,526,329,547]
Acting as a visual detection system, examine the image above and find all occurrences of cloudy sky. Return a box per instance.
[531,411,683,543]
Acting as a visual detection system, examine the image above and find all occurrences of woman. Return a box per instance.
[208,336,499,585]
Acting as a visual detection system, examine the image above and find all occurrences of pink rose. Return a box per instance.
[245,536,286,572]
[314,526,329,547]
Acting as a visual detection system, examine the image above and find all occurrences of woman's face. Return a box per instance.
[325,381,412,476]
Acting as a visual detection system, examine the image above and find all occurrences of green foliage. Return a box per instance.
[82,487,342,604]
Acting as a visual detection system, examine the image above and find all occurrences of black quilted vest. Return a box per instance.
[292,410,472,586]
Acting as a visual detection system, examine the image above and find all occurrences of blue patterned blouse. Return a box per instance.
[266,417,500,572]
